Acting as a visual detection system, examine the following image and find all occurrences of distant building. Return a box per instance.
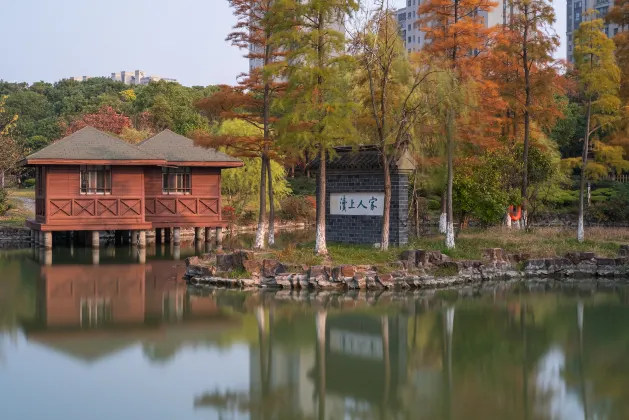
[566,0,624,63]
[396,0,507,54]
[110,70,178,85]
[67,70,177,85]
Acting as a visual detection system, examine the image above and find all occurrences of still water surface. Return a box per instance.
[1,238,629,419]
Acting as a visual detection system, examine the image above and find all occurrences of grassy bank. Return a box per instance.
[0,188,35,228]
[272,227,628,266]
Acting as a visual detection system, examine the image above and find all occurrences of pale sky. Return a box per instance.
[0,0,566,87]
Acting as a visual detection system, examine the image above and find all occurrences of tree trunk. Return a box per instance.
[0,171,4,189]
[578,99,592,242]
[267,160,275,246]
[381,150,391,251]
[439,190,447,234]
[315,146,328,255]
[521,3,531,230]
[255,156,268,249]
[446,109,455,249]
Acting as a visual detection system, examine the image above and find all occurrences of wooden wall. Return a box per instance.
[42,165,147,230]
[144,167,222,228]
[34,165,224,230]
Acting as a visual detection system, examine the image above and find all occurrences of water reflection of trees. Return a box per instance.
[5,254,629,420]
[192,289,629,420]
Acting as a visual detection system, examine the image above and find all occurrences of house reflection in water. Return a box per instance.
[20,259,237,364]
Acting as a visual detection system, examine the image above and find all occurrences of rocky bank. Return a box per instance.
[184,245,629,290]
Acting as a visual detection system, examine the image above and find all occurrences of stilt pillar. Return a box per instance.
[38,230,44,247]
[204,227,212,243]
[92,249,100,265]
[138,248,146,264]
[43,249,52,266]
[173,245,181,261]
[173,227,181,245]
[156,228,162,244]
[131,231,139,246]
[164,228,171,243]
[138,230,146,249]
[30,229,35,244]
[43,231,52,250]
[215,227,223,250]
[194,227,202,242]
[91,231,100,249]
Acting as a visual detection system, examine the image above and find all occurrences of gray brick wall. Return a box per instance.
[317,170,409,246]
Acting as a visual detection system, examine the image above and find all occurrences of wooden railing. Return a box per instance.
[144,197,219,217]
[47,198,143,218]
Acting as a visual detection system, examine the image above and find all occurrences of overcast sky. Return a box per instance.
[0,0,566,87]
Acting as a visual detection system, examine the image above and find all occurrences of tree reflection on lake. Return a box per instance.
[1,246,629,419]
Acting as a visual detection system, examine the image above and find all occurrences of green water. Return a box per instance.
[1,242,629,420]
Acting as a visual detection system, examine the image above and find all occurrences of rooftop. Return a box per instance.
[22,127,242,167]
[22,127,164,164]
[310,146,415,172]
[138,129,242,166]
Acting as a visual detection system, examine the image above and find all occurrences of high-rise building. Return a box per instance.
[566,0,623,63]
[396,0,507,54]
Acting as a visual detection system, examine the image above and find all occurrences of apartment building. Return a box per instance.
[566,0,623,63]
[396,0,507,53]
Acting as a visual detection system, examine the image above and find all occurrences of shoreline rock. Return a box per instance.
[184,247,629,291]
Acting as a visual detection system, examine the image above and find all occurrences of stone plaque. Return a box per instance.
[330,192,384,216]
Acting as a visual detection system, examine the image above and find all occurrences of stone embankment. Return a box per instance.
[185,246,629,291]
[0,227,32,248]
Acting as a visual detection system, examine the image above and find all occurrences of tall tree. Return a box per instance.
[606,0,629,102]
[352,6,432,250]
[573,11,621,242]
[276,0,359,255]
[195,0,286,249]
[419,0,497,248]
[499,0,560,226]
[0,96,21,188]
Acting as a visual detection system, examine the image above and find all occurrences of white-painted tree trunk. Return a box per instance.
[505,212,512,228]
[254,221,268,249]
[439,213,447,234]
[577,215,585,243]
[446,222,455,249]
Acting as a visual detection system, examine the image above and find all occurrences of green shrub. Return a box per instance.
[23,178,35,188]
[287,176,316,196]
[0,188,12,216]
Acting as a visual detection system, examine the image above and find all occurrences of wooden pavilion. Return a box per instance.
[21,126,242,249]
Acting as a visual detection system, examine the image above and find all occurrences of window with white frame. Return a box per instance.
[80,165,111,194]
[162,167,191,195]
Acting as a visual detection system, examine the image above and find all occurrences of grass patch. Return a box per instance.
[0,191,34,228]
[7,188,35,199]
[264,227,628,267]
[431,264,459,277]
[409,227,624,259]
[224,268,251,279]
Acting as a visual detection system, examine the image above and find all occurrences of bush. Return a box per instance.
[238,210,258,225]
[23,178,36,188]
[0,188,12,216]
[222,205,237,223]
[287,176,316,196]
[279,196,316,222]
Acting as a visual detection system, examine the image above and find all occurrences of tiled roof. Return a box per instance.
[310,146,414,171]
[24,127,164,162]
[138,129,242,163]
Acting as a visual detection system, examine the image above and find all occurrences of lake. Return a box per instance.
[1,240,629,420]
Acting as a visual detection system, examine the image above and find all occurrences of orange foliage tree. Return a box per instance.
[194,0,287,249]
[488,0,562,226]
[418,0,500,248]
[63,106,131,136]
